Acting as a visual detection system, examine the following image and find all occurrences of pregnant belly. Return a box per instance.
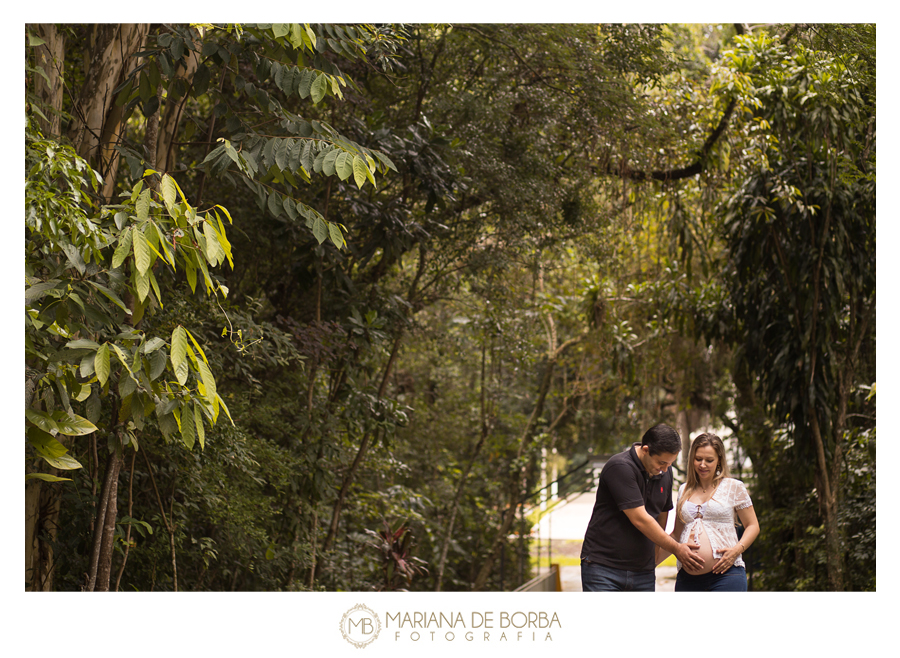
[683,523,715,575]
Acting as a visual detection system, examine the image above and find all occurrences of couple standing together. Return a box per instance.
[581,424,759,591]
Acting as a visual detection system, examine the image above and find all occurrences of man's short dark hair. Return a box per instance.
[641,423,681,456]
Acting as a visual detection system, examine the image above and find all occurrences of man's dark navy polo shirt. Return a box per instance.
[581,443,674,572]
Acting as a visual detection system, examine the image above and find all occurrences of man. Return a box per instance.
[581,423,704,591]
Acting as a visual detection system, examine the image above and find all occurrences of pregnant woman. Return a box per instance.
[662,433,760,591]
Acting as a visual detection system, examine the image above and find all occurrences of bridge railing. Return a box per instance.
[519,458,594,510]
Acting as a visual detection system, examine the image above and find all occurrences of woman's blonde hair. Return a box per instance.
[676,433,729,519]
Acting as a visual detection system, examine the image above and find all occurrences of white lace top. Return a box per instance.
[675,477,753,571]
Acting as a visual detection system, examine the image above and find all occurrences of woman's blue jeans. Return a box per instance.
[674,566,747,591]
[581,560,656,591]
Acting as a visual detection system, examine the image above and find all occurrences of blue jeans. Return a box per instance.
[674,566,747,591]
[581,560,656,591]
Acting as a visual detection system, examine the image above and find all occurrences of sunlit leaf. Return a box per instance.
[111,227,134,269]
[95,344,111,386]
[353,155,368,189]
[171,326,188,385]
[132,228,152,275]
[161,174,177,209]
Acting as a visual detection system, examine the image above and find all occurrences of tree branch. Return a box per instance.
[607,97,738,183]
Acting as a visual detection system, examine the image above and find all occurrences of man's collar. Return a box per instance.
[629,443,649,478]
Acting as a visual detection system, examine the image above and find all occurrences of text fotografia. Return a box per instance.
[386,611,561,642]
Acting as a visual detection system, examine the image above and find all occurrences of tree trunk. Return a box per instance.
[156,47,200,173]
[86,449,122,591]
[31,24,65,138]
[25,469,64,591]
[809,411,844,591]
[94,453,122,591]
[25,367,64,592]
[67,24,150,199]
[24,477,41,589]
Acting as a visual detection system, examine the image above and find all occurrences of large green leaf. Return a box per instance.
[267,191,282,218]
[196,360,217,405]
[26,409,58,434]
[136,188,151,221]
[149,270,163,307]
[87,281,132,315]
[94,344,111,386]
[353,155,368,189]
[27,427,83,470]
[186,330,210,366]
[171,326,188,385]
[300,140,315,172]
[26,473,73,482]
[329,222,345,249]
[322,149,340,176]
[313,217,328,244]
[216,392,234,425]
[194,403,206,449]
[25,279,62,303]
[311,73,329,104]
[185,260,198,293]
[373,150,398,172]
[335,151,353,181]
[132,228,153,276]
[135,268,150,302]
[180,404,196,449]
[288,23,305,51]
[143,337,166,354]
[202,220,224,264]
[297,69,313,98]
[288,138,303,172]
[111,343,134,373]
[275,138,291,170]
[149,348,167,381]
[111,227,134,269]
[161,174,177,210]
[80,352,95,378]
[50,411,98,436]
[66,338,101,350]
[38,452,83,471]
[73,383,92,402]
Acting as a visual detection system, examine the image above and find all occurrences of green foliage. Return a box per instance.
[113,23,402,251]
[738,424,875,591]
[25,119,234,472]
[719,33,874,453]
[25,23,876,593]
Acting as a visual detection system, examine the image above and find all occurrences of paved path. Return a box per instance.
[532,491,677,592]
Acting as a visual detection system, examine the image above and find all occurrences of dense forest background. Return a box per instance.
[25,22,875,592]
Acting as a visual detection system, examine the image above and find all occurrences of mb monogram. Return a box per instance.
[340,604,382,648]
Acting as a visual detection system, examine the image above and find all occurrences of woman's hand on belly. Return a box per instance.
[712,544,743,574]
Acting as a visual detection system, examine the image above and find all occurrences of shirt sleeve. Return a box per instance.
[733,479,753,510]
[603,462,645,511]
